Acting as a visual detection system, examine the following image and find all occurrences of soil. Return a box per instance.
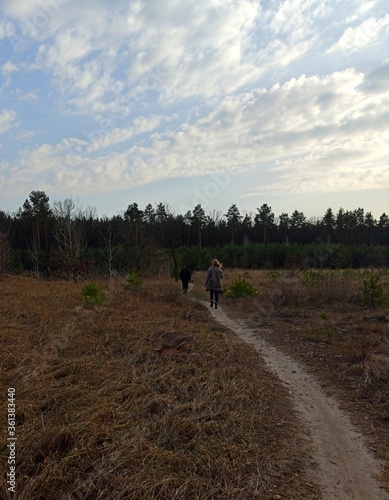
[200,298,389,499]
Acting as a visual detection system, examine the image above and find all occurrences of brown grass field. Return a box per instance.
[1,268,388,499]
[195,267,389,492]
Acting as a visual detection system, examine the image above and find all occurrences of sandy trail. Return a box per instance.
[204,301,388,500]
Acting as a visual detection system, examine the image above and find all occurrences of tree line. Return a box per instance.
[0,190,388,277]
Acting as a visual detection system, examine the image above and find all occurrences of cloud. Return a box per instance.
[1,61,18,86]
[15,130,36,142]
[80,115,163,153]
[1,61,18,73]
[327,14,389,54]
[359,58,389,94]
[16,89,39,101]
[4,0,318,116]
[0,109,17,133]
[0,0,387,213]
[242,160,388,197]
[0,0,346,121]
[2,0,54,18]
[1,0,76,38]
[3,61,387,201]
[0,18,15,39]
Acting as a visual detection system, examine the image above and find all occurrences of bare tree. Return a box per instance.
[52,198,88,281]
[99,219,121,278]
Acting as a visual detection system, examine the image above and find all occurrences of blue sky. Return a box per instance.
[0,0,388,220]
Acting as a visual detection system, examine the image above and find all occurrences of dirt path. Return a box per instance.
[203,301,389,500]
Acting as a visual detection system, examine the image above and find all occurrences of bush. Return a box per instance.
[299,269,323,284]
[224,279,258,298]
[122,268,143,291]
[266,269,281,282]
[359,274,386,308]
[81,283,105,306]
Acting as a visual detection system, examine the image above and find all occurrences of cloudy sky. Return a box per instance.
[0,0,388,220]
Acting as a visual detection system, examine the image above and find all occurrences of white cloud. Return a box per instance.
[242,160,388,197]
[15,130,36,142]
[1,61,19,86]
[1,61,18,73]
[4,62,387,201]
[327,14,389,54]
[236,65,388,197]
[359,58,389,94]
[1,1,265,115]
[0,109,17,133]
[2,0,52,18]
[16,90,39,101]
[0,0,387,214]
[81,115,163,153]
[0,18,15,39]
[1,0,334,119]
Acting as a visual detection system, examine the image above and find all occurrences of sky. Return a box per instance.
[0,0,388,221]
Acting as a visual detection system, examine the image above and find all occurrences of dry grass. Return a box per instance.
[215,268,389,490]
[0,274,317,499]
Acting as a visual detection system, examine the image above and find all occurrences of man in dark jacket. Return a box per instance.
[179,265,191,294]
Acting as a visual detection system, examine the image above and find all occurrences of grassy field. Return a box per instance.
[1,274,318,500]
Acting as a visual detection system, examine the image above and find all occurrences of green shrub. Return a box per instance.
[122,268,143,291]
[224,279,258,298]
[359,274,386,308]
[299,269,323,284]
[81,283,105,306]
[266,269,281,282]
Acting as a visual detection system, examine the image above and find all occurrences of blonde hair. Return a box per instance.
[212,259,221,268]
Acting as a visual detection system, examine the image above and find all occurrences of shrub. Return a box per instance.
[81,283,105,306]
[359,274,386,308]
[299,269,323,284]
[266,269,281,282]
[122,268,143,291]
[224,279,258,298]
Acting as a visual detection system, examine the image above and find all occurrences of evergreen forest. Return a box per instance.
[0,190,388,278]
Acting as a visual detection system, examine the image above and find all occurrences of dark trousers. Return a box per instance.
[210,290,219,304]
[182,281,189,293]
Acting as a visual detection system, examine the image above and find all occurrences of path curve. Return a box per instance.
[202,300,388,500]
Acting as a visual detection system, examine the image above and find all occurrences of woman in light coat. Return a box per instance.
[205,259,223,308]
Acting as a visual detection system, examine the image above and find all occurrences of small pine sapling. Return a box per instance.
[81,283,105,306]
[359,274,386,308]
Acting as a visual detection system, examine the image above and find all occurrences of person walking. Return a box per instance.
[179,265,191,294]
[205,259,223,308]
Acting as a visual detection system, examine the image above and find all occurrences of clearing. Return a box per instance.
[1,270,388,499]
